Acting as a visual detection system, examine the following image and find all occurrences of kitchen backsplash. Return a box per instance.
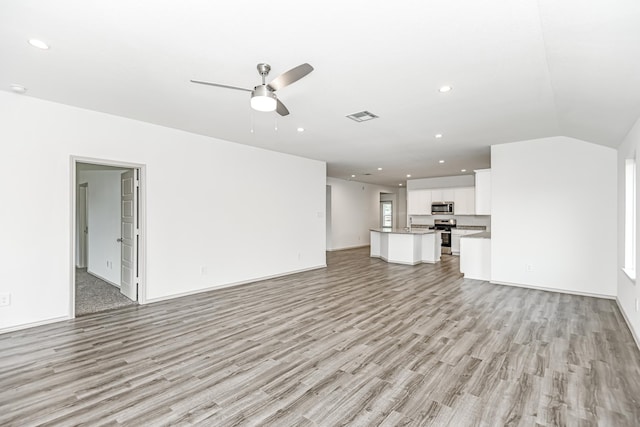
[410,215,491,230]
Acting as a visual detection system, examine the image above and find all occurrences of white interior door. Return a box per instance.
[120,170,137,300]
[77,184,88,268]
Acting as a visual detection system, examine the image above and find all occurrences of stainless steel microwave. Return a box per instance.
[431,201,454,215]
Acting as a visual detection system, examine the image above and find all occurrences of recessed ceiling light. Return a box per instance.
[28,39,49,50]
[439,160,445,164]
[461,169,467,172]
[406,174,411,178]
[377,167,383,171]
[351,174,356,178]
[297,127,304,132]
[439,85,452,93]
[435,133,443,139]
[399,183,403,186]
[10,84,27,94]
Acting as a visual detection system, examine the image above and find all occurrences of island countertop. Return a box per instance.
[369,228,438,235]
[460,231,491,239]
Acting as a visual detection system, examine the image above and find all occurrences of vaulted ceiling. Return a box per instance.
[2,0,639,186]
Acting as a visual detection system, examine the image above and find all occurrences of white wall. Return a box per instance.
[0,92,326,331]
[492,136,617,297]
[617,116,640,344]
[78,169,126,286]
[326,177,400,250]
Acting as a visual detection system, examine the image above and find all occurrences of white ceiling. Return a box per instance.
[2,0,639,186]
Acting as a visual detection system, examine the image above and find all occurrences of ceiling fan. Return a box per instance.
[191,63,314,116]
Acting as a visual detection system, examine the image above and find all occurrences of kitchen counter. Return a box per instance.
[370,227,436,235]
[370,229,441,265]
[456,225,487,231]
[462,231,491,239]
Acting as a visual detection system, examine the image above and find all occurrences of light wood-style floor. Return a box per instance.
[1,248,640,426]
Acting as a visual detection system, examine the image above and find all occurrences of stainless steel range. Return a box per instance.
[430,219,457,255]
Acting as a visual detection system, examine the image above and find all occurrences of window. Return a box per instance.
[624,158,636,280]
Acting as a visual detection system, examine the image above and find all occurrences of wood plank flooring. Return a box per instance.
[1,248,640,426]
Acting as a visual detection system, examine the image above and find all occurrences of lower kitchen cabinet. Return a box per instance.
[451,229,478,255]
[460,233,491,280]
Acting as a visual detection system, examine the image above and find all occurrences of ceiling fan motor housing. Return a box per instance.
[257,63,271,77]
[251,85,277,111]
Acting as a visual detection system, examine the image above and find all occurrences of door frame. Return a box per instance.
[70,156,147,317]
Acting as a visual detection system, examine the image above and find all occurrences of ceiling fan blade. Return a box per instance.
[190,80,252,92]
[276,99,290,116]
[267,63,314,92]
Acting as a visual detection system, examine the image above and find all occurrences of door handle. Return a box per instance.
[117,238,123,243]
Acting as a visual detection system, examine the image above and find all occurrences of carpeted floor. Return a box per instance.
[75,268,137,316]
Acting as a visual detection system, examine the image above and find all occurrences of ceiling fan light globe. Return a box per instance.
[251,86,277,112]
[251,95,277,112]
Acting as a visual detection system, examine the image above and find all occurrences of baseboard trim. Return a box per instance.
[144,264,328,304]
[616,297,640,351]
[0,316,71,335]
[327,244,369,252]
[489,280,616,300]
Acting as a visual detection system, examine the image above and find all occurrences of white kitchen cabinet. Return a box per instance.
[451,229,477,255]
[475,169,491,215]
[451,233,461,255]
[407,189,432,215]
[460,234,491,280]
[431,189,455,203]
[408,185,480,217]
[454,187,475,215]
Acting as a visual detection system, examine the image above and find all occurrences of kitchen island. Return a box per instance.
[370,228,442,265]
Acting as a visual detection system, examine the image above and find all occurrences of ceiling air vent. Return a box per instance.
[346,111,379,122]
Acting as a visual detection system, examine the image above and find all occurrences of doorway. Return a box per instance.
[72,158,145,317]
[380,201,393,228]
[380,192,395,228]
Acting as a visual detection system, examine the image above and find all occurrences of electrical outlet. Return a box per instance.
[0,293,11,307]
[200,266,207,275]
[525,264,534,272]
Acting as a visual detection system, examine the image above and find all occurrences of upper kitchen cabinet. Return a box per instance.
[407,189,432,215]
[431,188,455,203]
[454,187,475,215]
[475,169,491,215]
